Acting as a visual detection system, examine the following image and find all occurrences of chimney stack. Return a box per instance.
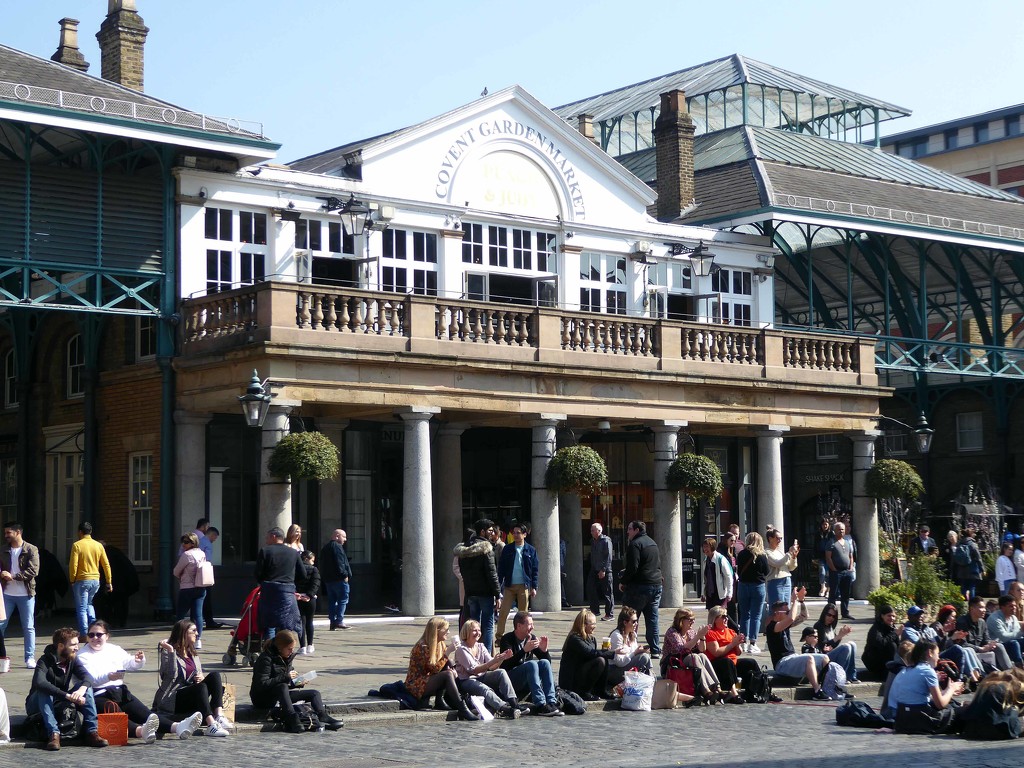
[654,90,696,222]
[51,18,90,72]
[97,0,149,92]
[577,113,600,146]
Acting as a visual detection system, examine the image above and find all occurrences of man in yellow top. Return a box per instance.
[68,522,112,635]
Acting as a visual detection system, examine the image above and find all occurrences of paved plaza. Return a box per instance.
[0,601,1020,766]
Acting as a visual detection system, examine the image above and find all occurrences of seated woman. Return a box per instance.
[813,604,860,682]
[405,617,478,721]
[704,605,758,704]
[958,668,1024,740]
[861,604,901,679]
[662,608,721,703]
[607,606,652,687]
[77,620,162,743]
[152,620,233,738]
[932,604,983,684]
[886,639,965,733]
[558,610,615,701]
[453,619,523,717]
[249,630,343,732]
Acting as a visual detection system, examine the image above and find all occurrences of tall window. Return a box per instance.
[66,335,84,398]
[382,228,438,296]
[0,457,15,520]
[3,350,16,408]
[204,207,268,293]
[956,412,983,451]
[129,453,153,563]
[579,252,626,314]
[295,218,354,255]
[136,317,157,361]
[973,122,990,144]
[710,268,753,326]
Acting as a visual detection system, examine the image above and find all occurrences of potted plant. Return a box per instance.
[545,445,608,496]
[865,459,924,501]
[267,431,340,480]
[665,453,723,503]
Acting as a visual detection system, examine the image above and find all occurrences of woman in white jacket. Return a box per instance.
[173,534,208,650]
[701,538,734,611]
[765,528,799,608]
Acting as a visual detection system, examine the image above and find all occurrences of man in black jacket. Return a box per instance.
[619,520,664,656]
[957,596,1012,671]
[454,519,500,652]
[26,627,108,750]
[320,529,353,630]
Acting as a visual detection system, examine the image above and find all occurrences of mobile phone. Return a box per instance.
[793,539,798,547]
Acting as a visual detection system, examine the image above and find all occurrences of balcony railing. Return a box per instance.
[181,283,873,382]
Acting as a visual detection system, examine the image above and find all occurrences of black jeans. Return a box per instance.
[298,597,317,647]
[96,685,173,734]
[252,683,325,717]
[173,671,224,719]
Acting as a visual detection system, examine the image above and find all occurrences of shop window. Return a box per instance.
[129,453,152,564]
[956,412,983,451]
[816,434,839,460]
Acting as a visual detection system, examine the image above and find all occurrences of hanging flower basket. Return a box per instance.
[268,431,340,480]
[545,445,608,496]
[666,453,723,503]
[865,459,924,501]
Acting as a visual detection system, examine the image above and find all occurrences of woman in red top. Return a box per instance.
[405,617,479,720]
[703,605,760,703]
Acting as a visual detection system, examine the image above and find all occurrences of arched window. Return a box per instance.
[67,335,84,398]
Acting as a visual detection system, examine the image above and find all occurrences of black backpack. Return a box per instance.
[270,702,322,731]
[555,687,587,715]
[743,665,773,704]
[24,699,82,742]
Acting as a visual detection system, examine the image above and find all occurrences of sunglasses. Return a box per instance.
[87,632,106,639]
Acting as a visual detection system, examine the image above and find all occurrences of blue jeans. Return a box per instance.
[826,641,858,681]
[828,570,854,617]
[465,595,496,652]
[325,580,350,625]
[72,580,100,635]
[622,584,663,654]
[0,593,35,661]
[1002,639,1024,665]
[176,587,207,637]
[766,577,791,608]
[507,659,557,706]
[737,582,766,645]
[27,688,99,737]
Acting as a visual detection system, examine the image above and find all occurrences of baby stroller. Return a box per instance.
[223,585,263,667]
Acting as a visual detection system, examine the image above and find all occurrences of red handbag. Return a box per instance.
[665,656,696,697]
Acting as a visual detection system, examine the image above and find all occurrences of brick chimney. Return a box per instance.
[51,18,90,72]
[654,89,696,222]
[577,113,600,146]
[96,0,149,91]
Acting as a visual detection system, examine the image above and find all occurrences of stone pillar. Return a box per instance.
[434,424,467,611]
[556,430,584,607]
[399,407,440,617]
[756,426,790,540]
[654,422,686,609]
[530,415,565,613]
[174,411,211,537]
[259,403,295,536]
[851,431,881,599]
[317,420,348,538]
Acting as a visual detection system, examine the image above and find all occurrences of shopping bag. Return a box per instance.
[96,702,128,746]
[620,669,655,711]
[651,679,679,710]
[196,560,215,587]
[221,680,236,722]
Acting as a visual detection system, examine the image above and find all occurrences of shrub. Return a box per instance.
[866,583,914,615]
[867,554,965,616]
[665,453,723,503]
[865,459,924,501]
[545,445,608,496]
[267,431,340,480]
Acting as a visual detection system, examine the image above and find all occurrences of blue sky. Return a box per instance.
[4,1,1022,163]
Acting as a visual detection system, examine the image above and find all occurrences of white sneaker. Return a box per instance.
[25,658,36,669]
[194,638,202,650]
[175,712,202,739]
[747,643,762,655]
[215,714,234,732]
[297,645,306,655]
[305,645,314,655]
[206,721,229,737]
[142,712,160,744]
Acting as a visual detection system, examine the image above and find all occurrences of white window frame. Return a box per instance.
[816,434,839,460]
[381,228,439,296]
[956,412,984,452]
[3,350,16,408]
[579,251,627,315]
[66,334,84,399]
[129,452,153,564]
[0,457,15,520]
[43,423,84,564]
[136,316,157,362]
[883,429,908,456]
[204,207,270,293]
[710,267,754,326]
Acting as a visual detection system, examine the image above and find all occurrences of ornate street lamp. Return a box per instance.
[238,369,273,428]
[876,411,934,454]
[669,240,718,276]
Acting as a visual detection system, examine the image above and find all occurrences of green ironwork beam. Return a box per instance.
[941,243,993,346]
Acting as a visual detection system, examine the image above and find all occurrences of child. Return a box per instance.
[800,627,819,654]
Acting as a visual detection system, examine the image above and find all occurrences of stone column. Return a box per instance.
[530,415,565,613]
[317,419,349,538]
[259,403,295,536]
[556,428,583,607]
[434,423,467,611]
[175,411,211,539]
[400,406,440,617]
[654,422,686,609]
[851,431,881,599]
[756,426,789,540]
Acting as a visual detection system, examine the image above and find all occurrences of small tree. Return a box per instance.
[268,432,340,480]
[665,453,723,503]
[545,445,608,496]
[865,459,924,501]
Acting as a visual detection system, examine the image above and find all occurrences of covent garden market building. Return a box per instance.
[2,12,1022,616]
